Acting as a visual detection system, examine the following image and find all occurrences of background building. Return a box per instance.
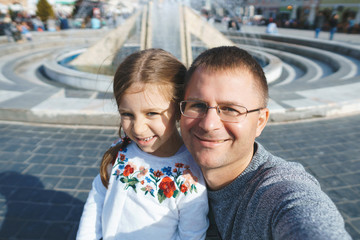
[190,0,360,31]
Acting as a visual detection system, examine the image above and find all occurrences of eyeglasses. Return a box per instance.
[180,100,263,123]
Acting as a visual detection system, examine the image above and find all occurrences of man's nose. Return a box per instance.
[198,107,222,131]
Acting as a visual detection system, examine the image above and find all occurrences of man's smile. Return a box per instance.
[194,134,228,144]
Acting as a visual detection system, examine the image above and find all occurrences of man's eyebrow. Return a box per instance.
[185,99,244,106]
[185,98,203,101]
[218,101,244,106]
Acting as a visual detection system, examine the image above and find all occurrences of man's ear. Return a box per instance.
[256,108,269,137]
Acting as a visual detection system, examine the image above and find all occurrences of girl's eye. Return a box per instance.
[147,112,159,116]
[120,112,133,118]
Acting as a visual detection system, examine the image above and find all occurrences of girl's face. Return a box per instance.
[118,83,182,157]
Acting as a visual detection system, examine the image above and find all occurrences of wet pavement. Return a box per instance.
[0,113,360,239]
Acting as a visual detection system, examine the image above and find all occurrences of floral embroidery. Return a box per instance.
[112,148,199,203]
[143,185,155,197]
[113,152,139,191]
[159,176,177,199]
[137,166,148,178]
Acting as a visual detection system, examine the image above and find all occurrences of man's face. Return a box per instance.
[180,67,268,175]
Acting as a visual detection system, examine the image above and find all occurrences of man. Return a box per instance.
[179,46,351,239]
[314,11,325,38]
[329,14,339,41]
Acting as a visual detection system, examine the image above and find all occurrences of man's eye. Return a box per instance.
[220,106,241,115]
[189,103,207,110]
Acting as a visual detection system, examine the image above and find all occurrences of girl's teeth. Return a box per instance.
[141,136,153,141]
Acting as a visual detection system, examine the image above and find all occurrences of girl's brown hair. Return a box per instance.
[100,48,186,188]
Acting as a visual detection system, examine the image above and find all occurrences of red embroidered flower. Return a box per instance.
[123,164,134,177]
[175,163,184,168]
[141,180,145,185]
[153,170,164,178]
[159,176,176,198]
[180,184,188,193]
[120,154,126,161]
[173,168,178,173]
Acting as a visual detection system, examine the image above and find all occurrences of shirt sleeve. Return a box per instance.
[269,181,352,240]
[176,178,209,240]
[76,174,107,240]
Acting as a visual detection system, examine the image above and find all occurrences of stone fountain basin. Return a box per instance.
[43,48,114,92]
[43,45,282,93]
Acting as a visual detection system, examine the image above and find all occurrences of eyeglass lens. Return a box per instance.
[180,101,248,122]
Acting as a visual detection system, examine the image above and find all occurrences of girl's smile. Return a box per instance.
[119,83,183,157]
[135,135,157,146]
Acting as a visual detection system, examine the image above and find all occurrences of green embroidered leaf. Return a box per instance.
[150,175,157,181]
[176,179,183,188]
[191,184,198,193]
[158,190,166,203]
[120,178,127,183]
[128,178,139,185]
[130,184,137,193]
[173,190,179,198]
[141,187,147,191]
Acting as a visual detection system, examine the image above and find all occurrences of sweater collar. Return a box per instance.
[208,142,268,199]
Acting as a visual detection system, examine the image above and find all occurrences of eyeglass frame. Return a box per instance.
[179,100,264,123]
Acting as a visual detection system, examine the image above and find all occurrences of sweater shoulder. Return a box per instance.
[257,149,320,188]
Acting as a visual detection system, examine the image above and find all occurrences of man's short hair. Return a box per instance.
[185,46,269,107]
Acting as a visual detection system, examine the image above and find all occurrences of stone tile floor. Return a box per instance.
[0,114,359,239]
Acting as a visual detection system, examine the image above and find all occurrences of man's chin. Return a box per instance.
[193,151,223,169]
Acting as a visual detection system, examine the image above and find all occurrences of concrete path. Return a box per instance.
[215,23,360,45]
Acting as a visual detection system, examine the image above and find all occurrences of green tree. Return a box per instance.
[36,0,55,22]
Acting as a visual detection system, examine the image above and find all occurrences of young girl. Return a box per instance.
[77,49,209,240]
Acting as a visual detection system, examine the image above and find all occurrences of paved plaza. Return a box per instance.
[0,113,359,239]
[0,5,360,238]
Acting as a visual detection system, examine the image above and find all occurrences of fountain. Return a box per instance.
[41,0,282,92]
[0,0,359,125]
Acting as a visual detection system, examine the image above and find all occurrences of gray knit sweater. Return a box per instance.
[208,142,351,240]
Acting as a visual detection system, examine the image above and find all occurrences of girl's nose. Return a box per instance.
[132,118,148,135]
